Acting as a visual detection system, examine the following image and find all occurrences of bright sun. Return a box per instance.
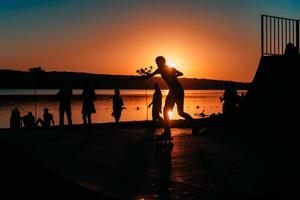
[166,60,176,68]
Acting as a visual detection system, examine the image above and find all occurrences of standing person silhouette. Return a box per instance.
[148,83,164,123]
[134,56,197,137]
[81,81,96,125]
[111,89,125,123]
[57,85,73,126]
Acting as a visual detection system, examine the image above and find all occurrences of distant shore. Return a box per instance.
[0,69,250,90]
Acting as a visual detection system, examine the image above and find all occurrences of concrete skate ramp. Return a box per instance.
[244,55,300,135]
[248,55,300,105]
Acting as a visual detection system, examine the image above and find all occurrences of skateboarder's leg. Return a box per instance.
[176,95,193,123]
[176,94,199,134]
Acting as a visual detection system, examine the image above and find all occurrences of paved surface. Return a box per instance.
[3,128,299,199]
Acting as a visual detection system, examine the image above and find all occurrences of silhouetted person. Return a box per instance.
[148,83,163,123]
[111,89,125,123]
[22,111,36,128]
[284,42,298,55]
[134,56,196,136]
[57,85,72,126]
[10,108,21,129]
[220,82,239,117]
[220,82,229,115]
[81,81,96,125]
[36,108,54,127]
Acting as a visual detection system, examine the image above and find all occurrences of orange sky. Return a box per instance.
[0,12,260,82]
[1,1,299,82]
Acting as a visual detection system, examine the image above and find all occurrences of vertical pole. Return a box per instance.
[274,18,276,54]
[285,19,287,48]
[277,18,279,54]
[289,20,291,43]
[32,72,37,120]
[296,20,299,52]
[292,21,294,44]
[145,80,148,121]
[281,19,284,54]
[261,15,264,56]
[266,16,268,54]
[270,17,272,54]
[34,88,37,119]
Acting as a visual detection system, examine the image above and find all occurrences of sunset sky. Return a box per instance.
[0,0,299,82]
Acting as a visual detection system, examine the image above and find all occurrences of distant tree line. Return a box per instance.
[0,69,249,90]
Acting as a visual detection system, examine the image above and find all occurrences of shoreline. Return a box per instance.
[0,117,216,132]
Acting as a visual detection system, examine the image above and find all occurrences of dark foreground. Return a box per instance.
[1,124,300,200]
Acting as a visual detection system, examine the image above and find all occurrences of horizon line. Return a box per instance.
[0,67,250,83]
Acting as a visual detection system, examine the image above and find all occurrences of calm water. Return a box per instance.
[0,89,235,128]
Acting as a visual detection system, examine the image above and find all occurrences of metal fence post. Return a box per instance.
[296,20,299,52]
[261,15,264,56]
[261,15,300,55]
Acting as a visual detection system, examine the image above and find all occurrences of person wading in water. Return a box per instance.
[148,83,164,123]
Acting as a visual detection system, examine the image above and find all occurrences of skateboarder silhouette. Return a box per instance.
[134,56,197,138]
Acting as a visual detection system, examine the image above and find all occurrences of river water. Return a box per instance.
[0,89,243,128]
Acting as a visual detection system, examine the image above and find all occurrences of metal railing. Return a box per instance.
[261,14,299,56]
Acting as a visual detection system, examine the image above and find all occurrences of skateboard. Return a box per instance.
[155,134,173,142]
[155,134,174,151]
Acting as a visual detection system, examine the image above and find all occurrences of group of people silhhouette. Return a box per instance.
[10,56,243,138]
[9,82,126,129]
[55,81,100,126]
[10,107,54,129]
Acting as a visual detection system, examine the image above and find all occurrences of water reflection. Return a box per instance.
[0,90,231,128]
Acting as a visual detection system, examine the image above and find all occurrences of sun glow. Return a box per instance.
[168,110,174,119]
[166,60,177,68]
